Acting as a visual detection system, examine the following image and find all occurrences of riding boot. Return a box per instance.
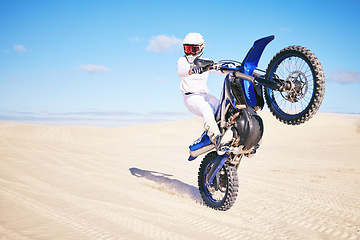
[204,119,221,143]
[204,120,233,153]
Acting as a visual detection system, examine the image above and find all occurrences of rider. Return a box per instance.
[177,32,232,149]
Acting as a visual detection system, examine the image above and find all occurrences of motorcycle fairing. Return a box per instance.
[240,35,275,107]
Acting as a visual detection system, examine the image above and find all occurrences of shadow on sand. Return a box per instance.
[129,167,202,203]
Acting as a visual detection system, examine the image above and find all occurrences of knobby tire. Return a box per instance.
[198,152,239,211]
[264,46,326,125]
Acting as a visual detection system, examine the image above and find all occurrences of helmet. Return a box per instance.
[183,33,204,63]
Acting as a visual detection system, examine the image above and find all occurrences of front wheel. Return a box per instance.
[264,46,326,125]
[198,152,238,211]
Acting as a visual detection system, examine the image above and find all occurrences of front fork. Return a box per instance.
[206,154,230,186]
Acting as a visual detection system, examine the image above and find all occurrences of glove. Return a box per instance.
[203,65,211,72]
[191,66,203,75]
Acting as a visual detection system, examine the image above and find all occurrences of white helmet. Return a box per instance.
[183,33,204,63]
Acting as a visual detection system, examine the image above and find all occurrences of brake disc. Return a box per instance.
[282,71,308,103]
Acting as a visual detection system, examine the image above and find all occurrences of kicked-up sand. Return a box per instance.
[0,111,359,239]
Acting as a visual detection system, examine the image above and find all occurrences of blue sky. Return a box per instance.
[1,0,359,126]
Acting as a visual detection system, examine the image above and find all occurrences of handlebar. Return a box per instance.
[195,59,253,80]
[194,59,293,92]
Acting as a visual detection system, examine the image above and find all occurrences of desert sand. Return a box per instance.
[0,111,359,240]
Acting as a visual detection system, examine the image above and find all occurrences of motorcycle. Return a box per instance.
[188,35,325,211]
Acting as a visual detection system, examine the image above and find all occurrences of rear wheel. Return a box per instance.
[198,152,238,211]
[264,46,325,125]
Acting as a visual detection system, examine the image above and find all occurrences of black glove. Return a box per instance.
[203,65,211,72]
[191,66,203,74]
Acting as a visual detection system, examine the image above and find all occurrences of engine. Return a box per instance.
[233,107,264,151]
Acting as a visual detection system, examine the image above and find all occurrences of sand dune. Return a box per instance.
[0,111,359,239]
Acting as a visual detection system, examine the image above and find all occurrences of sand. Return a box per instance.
[0,111,359,240]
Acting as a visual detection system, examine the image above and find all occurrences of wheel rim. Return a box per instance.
[267,54,315,117]
[203,161,228,203]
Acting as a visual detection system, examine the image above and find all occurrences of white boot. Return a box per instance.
[204,120,233,153]
[204,120,221,143]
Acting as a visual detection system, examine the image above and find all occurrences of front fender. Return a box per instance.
[240,35,275,106]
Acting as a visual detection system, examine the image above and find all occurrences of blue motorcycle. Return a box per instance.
[189,35,325,210]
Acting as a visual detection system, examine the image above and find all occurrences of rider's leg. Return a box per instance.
[184,93,232,148]
[204,119,233,150]
[203,119,221,143]
[184,93,220,139]
[201,94,232,146]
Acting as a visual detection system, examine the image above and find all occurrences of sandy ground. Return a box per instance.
[0,111,359,240]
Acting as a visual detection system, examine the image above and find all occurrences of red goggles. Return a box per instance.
[184,45,203,55]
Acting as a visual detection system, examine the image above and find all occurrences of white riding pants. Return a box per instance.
[183,93,220,124]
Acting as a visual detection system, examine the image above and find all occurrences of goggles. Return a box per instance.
[184,44,203,55]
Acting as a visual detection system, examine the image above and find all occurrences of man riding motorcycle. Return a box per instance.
[177,33,232,150]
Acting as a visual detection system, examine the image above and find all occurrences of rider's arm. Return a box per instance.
[200,58,226,76]
[177,57,191,77]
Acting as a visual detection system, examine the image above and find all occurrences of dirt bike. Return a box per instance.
[188,35,325,211]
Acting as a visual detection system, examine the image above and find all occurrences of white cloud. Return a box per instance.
[11,77,23,81]
[155,78,164,83]
[280,27,293,32]
[146,35,182,53]
[328,70,360,84]
[14,45,26,52]
[78,64,110,73]
[129,37,140,42]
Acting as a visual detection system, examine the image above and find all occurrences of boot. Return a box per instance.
[204,120,233,153]
[204,119,221,143]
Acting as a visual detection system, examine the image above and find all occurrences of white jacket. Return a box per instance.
[177,56,211,95]
[177,56,225,95]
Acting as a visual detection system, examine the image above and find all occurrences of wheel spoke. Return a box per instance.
[269,55,315,115]
[265,46,325,125]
